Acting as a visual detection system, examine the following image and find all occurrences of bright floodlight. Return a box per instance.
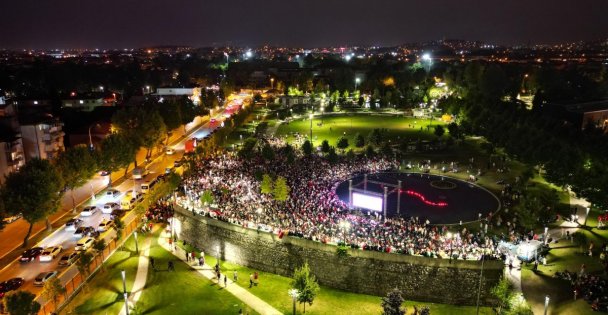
[344,55,352,62]
[245,50,253,58]
[422,53,431,61]
[355,78,361,83]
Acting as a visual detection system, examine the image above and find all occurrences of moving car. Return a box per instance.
[33,271,57,286]
[75,237,94,251]
[97,219,114,232]
[80,206,98,217]
[165,147,175,155]
[102,202,120,214]
[105,189,121,198]
[19,247,43,262]
[65,218,83,231]
[58,252,79,266]
[39,246,63,262]
[0,278,24,298]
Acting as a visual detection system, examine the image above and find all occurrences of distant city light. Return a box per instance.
[422,53,431,61]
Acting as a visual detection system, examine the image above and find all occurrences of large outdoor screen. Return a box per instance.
[352,192,383,212]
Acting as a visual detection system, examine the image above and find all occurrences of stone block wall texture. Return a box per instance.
[174,207,503,305]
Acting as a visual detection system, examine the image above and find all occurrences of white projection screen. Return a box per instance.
[352,192,383,212]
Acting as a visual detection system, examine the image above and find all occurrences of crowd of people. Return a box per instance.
[556,268,608,312]
[177,141,507,261]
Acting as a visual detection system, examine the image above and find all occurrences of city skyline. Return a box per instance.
[0,0,607,49]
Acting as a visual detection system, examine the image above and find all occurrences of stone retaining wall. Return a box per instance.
[174,207,503,305]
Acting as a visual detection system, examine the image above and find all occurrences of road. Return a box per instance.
[0,94,251,302]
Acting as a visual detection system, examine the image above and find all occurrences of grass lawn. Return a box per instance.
[276,114,443,148]
[61,235,140,315]
[177,243,494,315]
[134,231,257,315]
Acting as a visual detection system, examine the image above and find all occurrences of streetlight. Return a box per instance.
[121,270,129,315]
[88,123,101,150]
[309,113,314,142]
[134,231,139,253]
[584,206,590,226]
[288,289,299,315]
[447,232,453,264]
[544,295,550,315]
[422,53,432,72]
[354,77,361,91]
[544,227,548,245]
[270,78,275,90]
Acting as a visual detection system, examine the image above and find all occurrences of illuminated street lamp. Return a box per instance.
[544,227,549,245]
[270,78,275,89]
[422,53,432,72]
[544,295,550,315]
[355,77,361,90]
[134,231,139,253]
[288,289,299,315]
[584,206,590,226]
[309,113,314,142]
[121,270,129,315]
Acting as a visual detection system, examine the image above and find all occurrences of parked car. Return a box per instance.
[165,147,175,155]
[58,252,79,266]
[65,218,83,231]
[110,209,126,219]
[0,278,24,298]
[2,213,22,224]
[97,219,114,232]
[102,202,120,214]
[19,247,43,262]
[39,246,63,262]
[75,237,95,251]
[80,206,98,217]
[33,271,57,286]
[74,226,100,239]
[99,170,109,176]
[105,189,121,198]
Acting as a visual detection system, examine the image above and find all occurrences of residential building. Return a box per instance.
[19,115,65,161]
[0,130,25,183]
[61,92,118,111]
[544,100,608,131]
[155,87,201,105]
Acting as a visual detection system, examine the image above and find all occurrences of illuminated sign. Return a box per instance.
[352,192,383,212]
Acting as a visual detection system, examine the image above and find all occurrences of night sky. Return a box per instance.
[1,0,607,49]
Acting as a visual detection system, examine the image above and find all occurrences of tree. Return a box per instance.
[55,146,98,212]
[301,140,313,156]
[261,143,275,161]
[381,288,406,315]
[76,251,94,279]
[1,159,62,246]
[327,147,338,164]
[337,137,349,152]
[321,140,330,153]
[42,277,66,310]
[572,232,588,254]
[158,100,182,132]
[291,262,320,313]
[433,125,445,138]
[139,109,167,159]
[3,291,40,315]
[199,190,214,206]
[238,138,257,160]
[365,145,376,157]
[97,133,137,181]
[491,277,513,314]
[93,239,107,261]
[447,122,461,139]
[273,176,290,202]
[368,129,383,146]
[114,217,125,241]
[355,133,365,148]
[260,174,274,195]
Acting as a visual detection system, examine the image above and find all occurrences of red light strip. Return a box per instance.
[404,190,448,207]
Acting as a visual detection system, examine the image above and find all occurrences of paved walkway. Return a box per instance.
[505,193,590,314]
[157,230,282,315]
[119,235,152,315]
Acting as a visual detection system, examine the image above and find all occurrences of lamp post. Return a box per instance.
[422,53,432,73]
[270,78,275,90]
[544,227,548,245]
[288,289,299,315]
[134,231,139,253]
[309,113,313,142]
[121,270,129,315]
[447,232,453,264]
[354,77,361,91]
[544,295,550,315]
[88,123,101,150]
[584,206,590,226]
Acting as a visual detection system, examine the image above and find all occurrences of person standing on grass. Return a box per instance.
[249,274,254,288]
[224,274,228,287]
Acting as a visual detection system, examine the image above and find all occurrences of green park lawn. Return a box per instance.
[177,243,494,315]
[61,231,254,315]
[276,114,443,148]
[61,235,140,315]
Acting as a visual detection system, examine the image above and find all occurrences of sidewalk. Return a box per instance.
[157,231,282,315]
[119,235,152,315]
